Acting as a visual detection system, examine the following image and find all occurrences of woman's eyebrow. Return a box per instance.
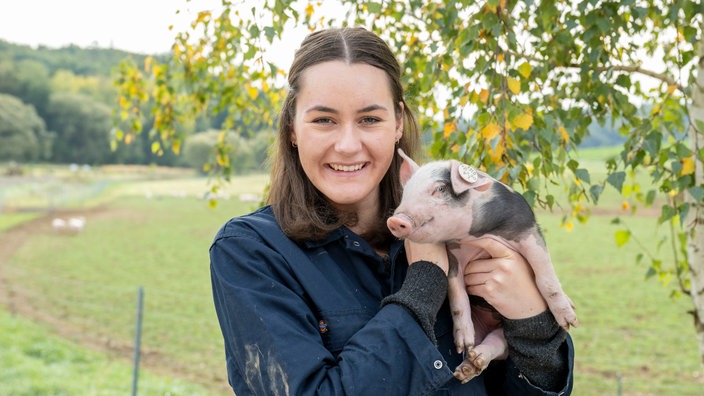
[357,104,388,113]
[305,105,338,114]
[304,104,388,114]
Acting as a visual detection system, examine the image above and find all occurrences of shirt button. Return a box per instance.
[433,360,443,369]
[353,241,360,247]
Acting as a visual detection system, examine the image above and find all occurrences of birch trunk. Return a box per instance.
[686,30,704,369]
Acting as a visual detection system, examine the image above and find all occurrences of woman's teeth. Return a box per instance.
[330,163,364,172]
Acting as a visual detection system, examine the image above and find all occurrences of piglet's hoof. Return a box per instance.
[453,350,489,384]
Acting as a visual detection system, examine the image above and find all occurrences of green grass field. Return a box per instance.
[0,160,702,395]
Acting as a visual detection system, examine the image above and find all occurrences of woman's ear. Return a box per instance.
[395,101,405,140]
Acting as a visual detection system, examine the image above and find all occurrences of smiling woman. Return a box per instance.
[209,26,574,396]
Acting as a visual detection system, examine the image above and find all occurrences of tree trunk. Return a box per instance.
[686,30,704,369]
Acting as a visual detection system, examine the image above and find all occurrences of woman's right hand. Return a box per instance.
[404,239,449,275]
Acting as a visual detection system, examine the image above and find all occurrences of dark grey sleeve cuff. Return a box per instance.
[503,310,569,391]
[381,261,447,344]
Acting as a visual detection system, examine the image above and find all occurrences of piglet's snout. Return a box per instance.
[387,213,413,238]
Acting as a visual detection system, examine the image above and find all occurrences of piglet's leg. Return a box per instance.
[447,269,475,355]
[454,328,508,384]
[519,232,578,330]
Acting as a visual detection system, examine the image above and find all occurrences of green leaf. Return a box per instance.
[688,186,704,202]
[264,27,276,42]
[615,229,631,247]
[589,184,603,203]
[607,171,626,192]
[575,168,590,183]
[367,2,383,14]
[659,205,677,223]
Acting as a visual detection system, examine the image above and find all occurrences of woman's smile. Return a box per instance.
[328,162,367,172]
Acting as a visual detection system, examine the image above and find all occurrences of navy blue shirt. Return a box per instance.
[210,206,573,395]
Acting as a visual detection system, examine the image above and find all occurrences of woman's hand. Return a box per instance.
[404,240,449,275]
[463,238,547,319]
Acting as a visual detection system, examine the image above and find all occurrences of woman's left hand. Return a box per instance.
[463,237,547,320]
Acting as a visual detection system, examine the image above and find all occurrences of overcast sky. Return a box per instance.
[0,0,223,54]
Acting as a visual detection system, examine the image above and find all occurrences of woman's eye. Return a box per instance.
[360,116,380,125]
[313,118,334,125]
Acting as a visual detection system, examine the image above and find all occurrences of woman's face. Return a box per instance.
[292,60,403,212]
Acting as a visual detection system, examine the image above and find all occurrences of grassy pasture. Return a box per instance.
[0,157,702,395]
[0,308,218,395]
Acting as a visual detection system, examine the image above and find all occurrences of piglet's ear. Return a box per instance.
[397,148,419,187]
[450,160,492,194]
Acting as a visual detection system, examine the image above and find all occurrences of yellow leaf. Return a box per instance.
[489,143,504,162]
[195,11,211,24]
[451,144,460,153]
[144,56,152,72]
[517,62,532,78]
[248,86,258,100]
[512,113,533,131]
[459,95,469,107]
[216,153,228,167]
[563,220,574,232]
[621,201,630,211]
[172,139,181,155]
[681,156,695,175]
[125,133,133,145]
[507,77,520,95]
[481,122,501,140]
[667,84,677,94]
[151,141,161,154]
[558,126,569,143]
[443,121,457,138]
[305,3,315,17]
[478,89,489,104]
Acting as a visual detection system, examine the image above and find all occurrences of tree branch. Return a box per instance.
[598,65,685,93]
[509,51,686,93]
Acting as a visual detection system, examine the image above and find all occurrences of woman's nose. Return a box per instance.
[334,124,362,153]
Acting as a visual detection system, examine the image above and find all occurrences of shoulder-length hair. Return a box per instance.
[267,27,421,245]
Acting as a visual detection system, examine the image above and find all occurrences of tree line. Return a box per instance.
[0,40,270,173]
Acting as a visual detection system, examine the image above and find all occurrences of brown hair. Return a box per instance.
[267,27,421,245]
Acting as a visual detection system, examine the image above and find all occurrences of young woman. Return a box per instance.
[210,27,574,395]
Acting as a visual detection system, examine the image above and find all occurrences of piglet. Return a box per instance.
[387,148,577,383]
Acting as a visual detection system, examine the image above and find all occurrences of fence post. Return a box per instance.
[132,286,144,396]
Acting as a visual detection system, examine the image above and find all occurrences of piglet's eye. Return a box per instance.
[434,185,446,194]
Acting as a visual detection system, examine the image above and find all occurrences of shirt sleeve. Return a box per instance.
[490,311,574,395]
[210,230,455,396]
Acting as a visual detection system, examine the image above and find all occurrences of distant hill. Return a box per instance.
[0,39,168,76]
[581,121,628,148]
